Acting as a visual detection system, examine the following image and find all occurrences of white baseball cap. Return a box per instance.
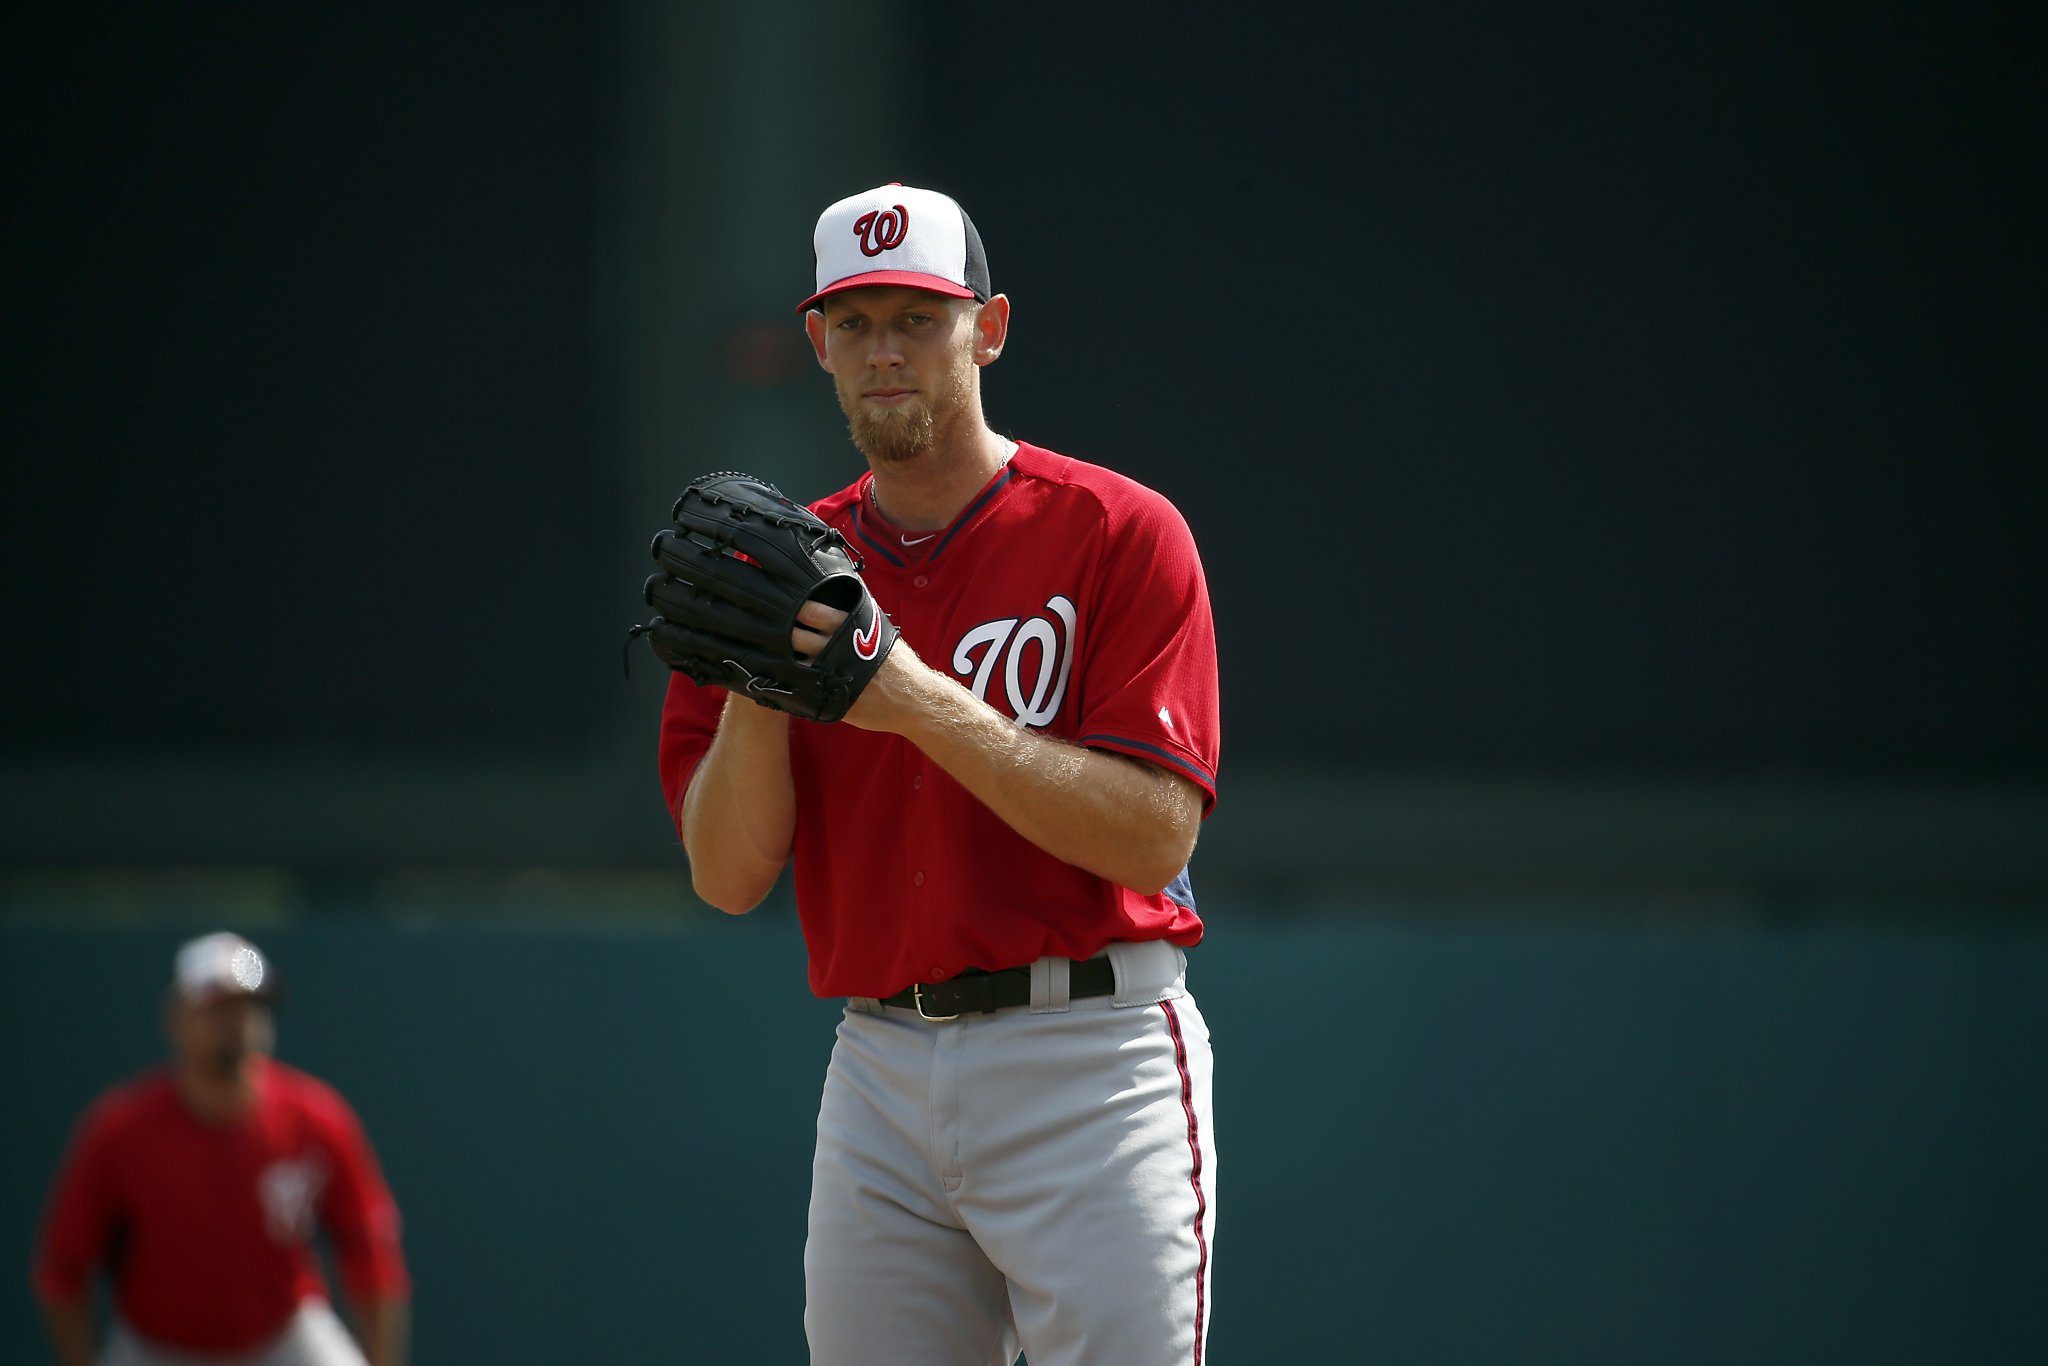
[172,932,277,1002]
[796,182,992,313]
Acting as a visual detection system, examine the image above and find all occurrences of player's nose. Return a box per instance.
[866,326,907,365]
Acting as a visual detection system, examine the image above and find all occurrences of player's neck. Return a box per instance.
[174,1056,263,1124]
[867,428,1015,532]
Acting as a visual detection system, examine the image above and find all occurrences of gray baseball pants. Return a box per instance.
[807,939,1217,1366]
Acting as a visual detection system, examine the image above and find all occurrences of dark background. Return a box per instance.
[5,4,608,753]
[6,2,2042,775]
[919,4,2048,776]
[4,2,2044,1362]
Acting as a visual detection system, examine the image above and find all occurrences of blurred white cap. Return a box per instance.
[172,932,277,1002]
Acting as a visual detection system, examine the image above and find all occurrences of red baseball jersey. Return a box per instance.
[33,1058,409,1353]
[660,441,1221,999]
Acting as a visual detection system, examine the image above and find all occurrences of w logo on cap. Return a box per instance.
[853,204,910,257]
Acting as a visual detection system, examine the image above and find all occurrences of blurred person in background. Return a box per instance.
[31,932,410,1366]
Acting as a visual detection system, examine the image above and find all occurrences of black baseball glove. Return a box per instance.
[625,471,899,723]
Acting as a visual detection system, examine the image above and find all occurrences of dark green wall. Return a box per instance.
[6,908,2042,1364]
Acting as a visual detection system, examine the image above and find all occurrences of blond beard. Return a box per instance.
[845,396,938,465]
[838,351,977,465]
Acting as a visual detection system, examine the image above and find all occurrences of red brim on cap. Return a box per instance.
[796,270,980,313]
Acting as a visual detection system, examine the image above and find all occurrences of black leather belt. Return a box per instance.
[879,958,1117,1020]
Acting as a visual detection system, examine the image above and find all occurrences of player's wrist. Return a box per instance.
[724,690,793,728]
[839,638,934,733]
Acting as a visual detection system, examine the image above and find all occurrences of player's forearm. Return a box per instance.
[348,1296,409,1366]
[864,654,1200,893]
[37,1295,94,1366]
[681,694,797,913]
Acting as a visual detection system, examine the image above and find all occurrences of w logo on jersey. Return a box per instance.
[258,1153,330,1246]
[950,595,1077,729]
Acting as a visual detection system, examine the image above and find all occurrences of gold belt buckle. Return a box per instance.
[913,982,959,1022]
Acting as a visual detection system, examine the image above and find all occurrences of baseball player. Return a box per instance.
[649,183,1220,1365]
[32,933,410,1366]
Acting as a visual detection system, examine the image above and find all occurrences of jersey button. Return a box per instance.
[913,871,925,887]
[911,774,923,790]
[913,574,930,588]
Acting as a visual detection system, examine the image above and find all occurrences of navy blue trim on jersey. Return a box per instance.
[928,466,1013,562]
[849,501,908,569]
[1163,865,1197,912]
[1078,734,1216,793]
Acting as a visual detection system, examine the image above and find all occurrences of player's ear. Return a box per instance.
[972,295,1010,366]
[804,310,834,372]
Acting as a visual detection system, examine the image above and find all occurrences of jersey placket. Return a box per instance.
[876,531,948,955]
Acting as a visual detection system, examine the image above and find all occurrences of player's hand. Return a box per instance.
[792,600,847,661]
